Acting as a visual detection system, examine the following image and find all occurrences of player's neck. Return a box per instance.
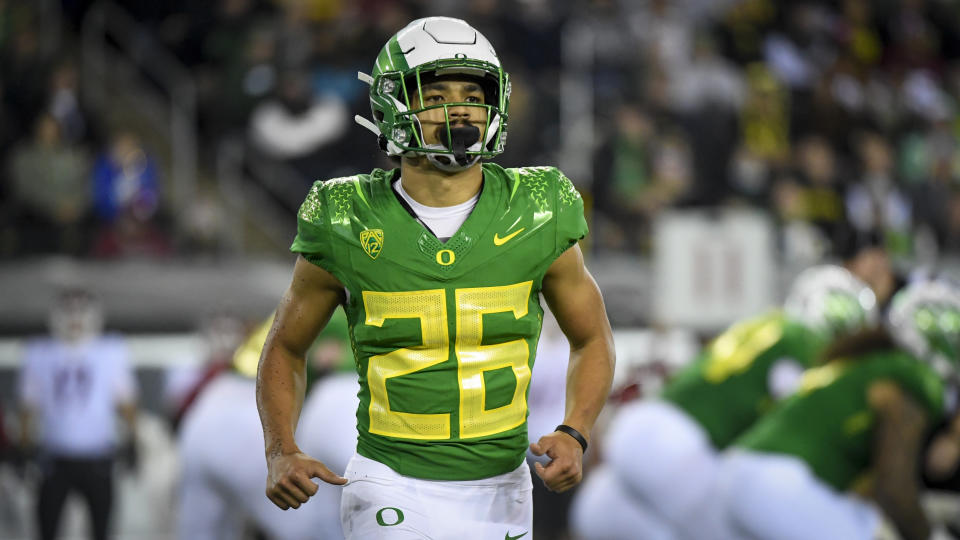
[399,158,483,207]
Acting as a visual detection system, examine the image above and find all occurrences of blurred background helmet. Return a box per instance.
[356,16,510,171]
[887,278,960,380]
[784,265,879,340]
[48,288,104,343]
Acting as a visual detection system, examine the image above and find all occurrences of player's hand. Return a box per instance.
[926,431,960,482]
[265,450,347,510]
[529,431,584,493]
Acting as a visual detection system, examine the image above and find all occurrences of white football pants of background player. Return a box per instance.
[569,400,717,540]
[178,372,359,540]
[702,450,881,540]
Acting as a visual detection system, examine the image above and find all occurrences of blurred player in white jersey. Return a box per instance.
[17,288,138,540]
[177,311,357,540]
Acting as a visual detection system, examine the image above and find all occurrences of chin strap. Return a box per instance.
[422,142,483,172]
[356,70,505,165]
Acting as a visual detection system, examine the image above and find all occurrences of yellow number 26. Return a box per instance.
[362,281,533,440]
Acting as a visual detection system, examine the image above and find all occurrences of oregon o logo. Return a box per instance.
[376,507,404,527]
[436,249,455,266]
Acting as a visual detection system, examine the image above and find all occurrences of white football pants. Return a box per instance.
[340,453,532,540]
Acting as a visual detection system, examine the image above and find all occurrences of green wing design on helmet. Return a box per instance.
[888,279,960,380]
[783,265,879,340]
[354,17,510,170]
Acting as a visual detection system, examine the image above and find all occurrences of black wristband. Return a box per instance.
[555,424,588,453]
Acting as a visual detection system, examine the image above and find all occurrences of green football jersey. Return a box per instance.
[660,311,825,449]
[736,350,945,491]
[290,163,587,481]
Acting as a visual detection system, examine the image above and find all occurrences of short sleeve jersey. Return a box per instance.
[736,350,945,491]
[291,163,588,480]
[19,335,137,457]
[660,312,825,449]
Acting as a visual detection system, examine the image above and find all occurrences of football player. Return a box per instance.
[255,16,615,540]
[696,277,960,540]
[571,265,878,539]
[178,311,356,540]
[17,288,138,540]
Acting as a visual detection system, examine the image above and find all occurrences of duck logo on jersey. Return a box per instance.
[360,229,384,260]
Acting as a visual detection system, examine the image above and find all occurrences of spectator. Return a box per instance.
[200,20,278,138]
[247,68,349,182]
[2,25,52,133]
[90,130,171,258]
[672,34,744,206]
[91,131,160,224]
[593,103,657,253]
[17,288,138,540]
[793,135,848,252]
[845,132,913,260]
[8,113,90,255]
[594,103,693,254]
[46,59,88,145]
[771,172,824,265]
[740,63,789,166]
[907,120,958,255]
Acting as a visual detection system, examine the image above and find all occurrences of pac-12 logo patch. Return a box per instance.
[360,229,384,259]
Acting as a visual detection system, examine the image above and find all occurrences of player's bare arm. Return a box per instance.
[531,243,616,492]
[257,255,348,510]
[867,379,931,540]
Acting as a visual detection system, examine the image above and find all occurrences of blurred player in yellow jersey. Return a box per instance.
[177,312,356,540]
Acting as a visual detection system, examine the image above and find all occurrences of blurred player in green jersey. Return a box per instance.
[571,265,878,540]
[255,16,616,540]
[692,278,960,540]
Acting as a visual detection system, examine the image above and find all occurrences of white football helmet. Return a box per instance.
[784,265,879,339]
[49,288,104,343]
[887,278,960,380]
[355,17,510,172]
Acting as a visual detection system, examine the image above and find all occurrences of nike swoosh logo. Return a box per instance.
[493,227,525,246]
[505,532,528,540]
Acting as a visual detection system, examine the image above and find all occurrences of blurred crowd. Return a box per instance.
[585,0,960,266]
[0,0,958,265]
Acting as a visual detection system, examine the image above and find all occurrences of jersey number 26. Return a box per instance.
[362,281,533,441]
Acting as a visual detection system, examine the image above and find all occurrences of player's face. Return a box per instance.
[50,296,103,342]
[412,77,489,145]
